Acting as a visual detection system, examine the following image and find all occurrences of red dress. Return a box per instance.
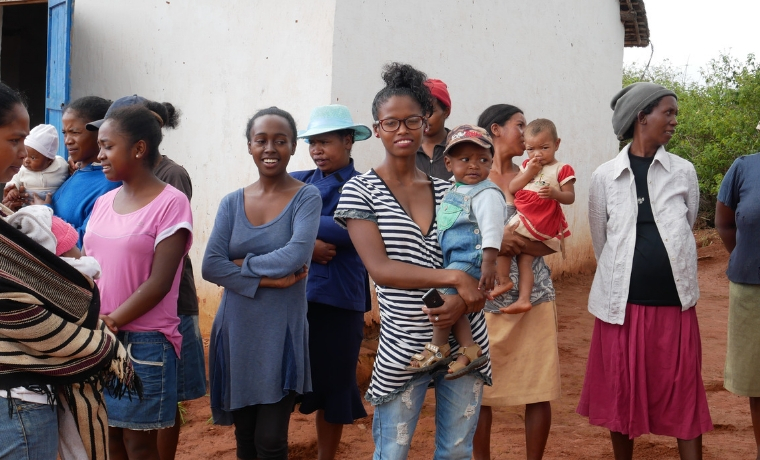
[513,160,575,241]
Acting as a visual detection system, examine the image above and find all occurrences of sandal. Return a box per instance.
[405,343,453,372]
[445,344,488,380]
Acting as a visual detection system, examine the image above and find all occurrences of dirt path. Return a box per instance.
[176,231,756,459]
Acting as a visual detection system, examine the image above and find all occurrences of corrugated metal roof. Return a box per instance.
[620,0,650,47]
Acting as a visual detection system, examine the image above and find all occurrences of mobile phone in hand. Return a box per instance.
[422,288,445,308]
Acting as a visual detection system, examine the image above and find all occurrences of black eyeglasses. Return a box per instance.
[375,116,425,132]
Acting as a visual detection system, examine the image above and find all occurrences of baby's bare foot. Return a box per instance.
[499,299,532,314]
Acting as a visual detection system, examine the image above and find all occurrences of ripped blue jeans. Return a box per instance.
[372,370,483,460]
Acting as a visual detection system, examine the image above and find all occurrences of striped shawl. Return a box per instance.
[0,216,139,460]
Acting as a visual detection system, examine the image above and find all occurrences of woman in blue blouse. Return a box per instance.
[716,152,760,459]
[291,105,371,460]
[42,97,121,246]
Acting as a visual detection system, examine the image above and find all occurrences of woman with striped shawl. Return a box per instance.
[0,82,139,459]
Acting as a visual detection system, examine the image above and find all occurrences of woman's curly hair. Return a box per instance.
[371,62,433,120]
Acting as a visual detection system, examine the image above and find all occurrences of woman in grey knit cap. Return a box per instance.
[576,82,713,459]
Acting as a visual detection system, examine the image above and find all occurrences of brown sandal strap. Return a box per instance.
[409,342,452,368]
[458,344,482,364]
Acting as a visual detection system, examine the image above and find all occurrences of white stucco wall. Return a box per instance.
[331,0,624,277]
[70,0,337,331]
[69,0,624,331]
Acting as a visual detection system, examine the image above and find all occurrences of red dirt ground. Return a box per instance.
[176,230,756,459]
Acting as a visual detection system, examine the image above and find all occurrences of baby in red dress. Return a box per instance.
[500,118,576,312]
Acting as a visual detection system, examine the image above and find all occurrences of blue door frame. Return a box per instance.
[45,0,73,159]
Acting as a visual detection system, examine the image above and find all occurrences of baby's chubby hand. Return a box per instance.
[538,186,556,199]
[525,156,543,174]
[479,266,497,293]
[31,192,52,206]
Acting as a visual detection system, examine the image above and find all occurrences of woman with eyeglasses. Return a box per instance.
[335,63,489,459]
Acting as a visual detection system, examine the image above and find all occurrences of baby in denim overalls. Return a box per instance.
[407,125,509,379]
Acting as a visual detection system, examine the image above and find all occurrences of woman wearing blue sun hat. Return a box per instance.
[291,104,371,460]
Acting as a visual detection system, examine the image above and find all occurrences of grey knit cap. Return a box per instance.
[610,82,677,141]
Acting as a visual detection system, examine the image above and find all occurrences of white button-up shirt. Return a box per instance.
[587,144,699,324]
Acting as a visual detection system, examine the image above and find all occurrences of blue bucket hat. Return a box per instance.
[297,104,371,142]
[86,95,148,131]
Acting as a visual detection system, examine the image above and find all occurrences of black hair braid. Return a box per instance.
[144,100,181,130]
[160,102,181,129]
[371,62,433,120]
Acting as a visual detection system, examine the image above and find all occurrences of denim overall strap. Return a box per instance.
[464,179,505,200]
[437,180,505,295]
[437,187,469,235]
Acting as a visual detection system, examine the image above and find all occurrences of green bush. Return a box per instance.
[623,53,760,227]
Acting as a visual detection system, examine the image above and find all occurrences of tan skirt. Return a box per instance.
[482,300,561,406]
[724,282,760,397]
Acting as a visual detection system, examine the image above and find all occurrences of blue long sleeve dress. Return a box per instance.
[202,185,321,425]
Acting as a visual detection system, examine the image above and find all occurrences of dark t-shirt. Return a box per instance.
[627,154,681,306]
[154,155,199,316]
[415,129,450,180]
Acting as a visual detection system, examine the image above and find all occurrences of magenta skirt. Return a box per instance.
[576,304,713,440]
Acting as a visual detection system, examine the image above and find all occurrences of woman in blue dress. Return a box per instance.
[202,107,321,460]
[291,104,372,460]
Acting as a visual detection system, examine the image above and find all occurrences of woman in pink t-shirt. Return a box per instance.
[84,101,192,460]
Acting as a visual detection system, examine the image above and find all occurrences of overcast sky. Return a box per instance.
[623,0,760,80]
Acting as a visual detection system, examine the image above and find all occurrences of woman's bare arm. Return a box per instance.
[499,229,555,258]
[107,229,189,329]
[346,218,485,316]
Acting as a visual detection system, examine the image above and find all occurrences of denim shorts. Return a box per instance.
[0,396,58,459]
[106,331,178,430]
[177,314,207,401]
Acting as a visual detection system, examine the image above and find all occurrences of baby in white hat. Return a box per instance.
[4,124,69,203]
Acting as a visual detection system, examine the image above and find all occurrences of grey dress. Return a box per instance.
[202,185,321,425]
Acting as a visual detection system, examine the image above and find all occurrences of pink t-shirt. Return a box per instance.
[84,185,193,356]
